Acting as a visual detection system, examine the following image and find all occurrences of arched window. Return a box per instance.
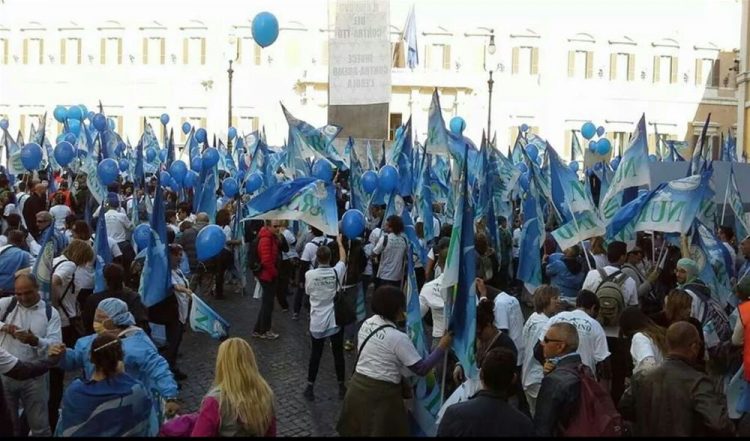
[608,36,637,82]
[181,20,207,65]
[140,21,167,65]
[567,33,595,79]
[510,29,540,75]
[21,21,45,65]
[99,20,124,65]
[694,42,720,88]
[651,38,679,84]
[58,21,83,65]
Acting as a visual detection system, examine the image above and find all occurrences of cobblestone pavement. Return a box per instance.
[177,277,355,437]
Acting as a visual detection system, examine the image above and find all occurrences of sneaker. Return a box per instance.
[344,340,354,352]
[303,384,315,401]
[292,313,300,320]
[338,383,347,400]
[263,331,279,340]
[251,331,264,338]
[281,308,289,313]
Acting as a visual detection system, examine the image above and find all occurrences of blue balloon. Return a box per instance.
[341,209,366,239]
[160,113,170,125]
[449,116,466,135]
[67,119,81,136]
[146,148,157,162]
[86,111,95,121]
[611,156,621,171]
[569,161,579,172]
[202,148,219,168]
[159,149,167,163]
[228,127,237,139]
[581,122,596,140]
[516,162,528,173]
[64,133,76,144]
[378,165,399,193]
[519,172,530,190]
[361,170,378,193]
[196,225,226,261]
[648,154,657,163]
[182,122,191,135]
[160,171,172,184]
[92,113,107,132]
[53,106,67,123]
[222,177,239,198]
[596,126,605,137]
[246,172,263,193]
[183,170,199,188]
[237,170,246,183]
[169,160,188,183]
[97,158,119,185]
[251,11,280,48]
[588,140,597,152]
[312,159,333,181]
[78,104,88,117]
[55,134,65,144]
[168,178,180,193]
[191,156,203,172]
[520,123,529,133]
[195,128,207,143]
[133,224,151,251]
[596,138,612,156]
[0,119,8,130]
[526,144,539,162]
[66,106,83,121]
[53,141,75,167]
[20,143,43,170]
[118,159,129,172]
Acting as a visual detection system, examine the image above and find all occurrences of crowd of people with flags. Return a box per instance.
[0,86,749,437]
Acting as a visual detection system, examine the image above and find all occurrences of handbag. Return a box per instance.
[333,268,356,327]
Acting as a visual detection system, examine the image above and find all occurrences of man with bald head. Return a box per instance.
[619,322,734,436]
[33,211,69,257]
[22,184,47,240]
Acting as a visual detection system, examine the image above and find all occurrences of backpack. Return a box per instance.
[688,287,732,347]
[594,268,626,327]
[1,297,52,322]
[558,364,623,437]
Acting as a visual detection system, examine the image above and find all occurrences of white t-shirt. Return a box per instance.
[282,229,298,260]
[52,256,79,327]
[301,236,329,265]
[355,315,422,384]
[419,274,445,338]
[222,225,232,251]
[540,309,611,375]
[630,332,664,374]
[49,204,72,230]
[512,228,521,258]
[104,210,134,243]
[582,265,639,306]
[373,232,408,282]
[91,235,124,259]
[171,269,191,324]
[493,292,525,365]
[305,262,346,337]
[0,347,19,375]
[521,312,549,392]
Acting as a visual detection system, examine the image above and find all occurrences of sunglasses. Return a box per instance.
[543,337,565,344]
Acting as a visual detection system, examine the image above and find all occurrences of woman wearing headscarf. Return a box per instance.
[51,298,179,436]
[674,258,713,321]
[55,334,152,437]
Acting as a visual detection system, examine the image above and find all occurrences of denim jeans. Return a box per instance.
[2,374,51,436]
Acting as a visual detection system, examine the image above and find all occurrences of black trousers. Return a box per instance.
[163,321,185,370]
[275,260,292,310]
[118,240,135,285]
[253,280,277,333]
[215,249,233,297]
[49,324,80,431]
[375,278,401,290]
[308,329,345,383]
[415,267,426,291]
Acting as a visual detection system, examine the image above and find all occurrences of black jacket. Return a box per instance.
[177,225,200,271]
[81,287,150,335]
[437,390,534,437]
[533,353,583,437]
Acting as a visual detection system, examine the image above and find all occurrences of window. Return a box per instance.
[0,38,8,64]
[426,43,451,70]
[512,46,539,75]
[19,114,43,137]
[389,113,403,140]
[108,115,123,133]
[391,41,405,68]
[183,37,206,65]
[653,55,677,84]
[232,116,259,136]
[237,36,259,65]
[691,132,720,158]
[100,37,123,64]
[143,37,165,65]
[565,130,584,161]
[567,50,593,79]
[60,38,82,65]
[610,131,629,153]
[22,38,44,65]
[610,53,635,81]
[695,58,719,88]
[285,37,301,67]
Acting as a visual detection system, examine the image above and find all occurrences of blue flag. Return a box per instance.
[31,226,56,302]
[403,4,419,69]
[282,104,347,171]
[94,202,113,294]
[139,176,171,308]
[190,293,230,339]
[196,163,218,222]
[426,89,450,156]
[347,138,366,213]
[389,117,414,197]
[688,114,711,177]
[693,221,734,306]
[571,130,583,162]
[416,153,435,243]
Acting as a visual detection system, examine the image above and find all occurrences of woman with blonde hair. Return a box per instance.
[191,338,276,437]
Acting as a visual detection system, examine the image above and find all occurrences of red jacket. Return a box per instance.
[257,226,279,282]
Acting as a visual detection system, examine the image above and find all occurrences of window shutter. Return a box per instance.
[1,39,7,64]
[20,115,25,135]
[38,39,44,65]
[60,39,66,65]
[653,56,660,83]
[76,39,81,64]
[627,53,635,81]
[670,56,678,84]
[100,38,105,64]
[160,38,165,64]
[425,44,432,69]
[609,53,617,80]
[142,37,148,64]
[695,58,702,85]
[200,117,207,131]
[254,43,261,65]
[567,50,574,77]
[182,38,188,64]
[530,47,539,75]
[585,51,593,79]
[200,38,206,65]
[22,38,28,64]
[564,130,572,158]
[511,47,519,74]
[117,39,122,64]
[712,59,720,87]
[443,44,451,70]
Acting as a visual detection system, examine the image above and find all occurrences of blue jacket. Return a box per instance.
[545,254,585,299]
[59,328,178,400]
[0,245,32,290]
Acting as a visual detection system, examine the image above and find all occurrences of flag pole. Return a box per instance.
[721,170,731,226]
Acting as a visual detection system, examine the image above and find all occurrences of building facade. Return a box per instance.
[0,0,742,162]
